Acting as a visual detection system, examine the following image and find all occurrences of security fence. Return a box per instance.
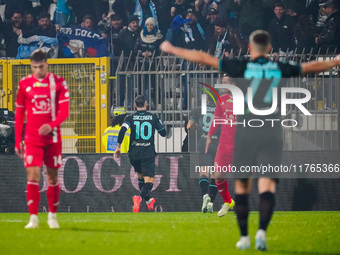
[113,50,340,152]
[1,58,110,153]
[0,60,6,109]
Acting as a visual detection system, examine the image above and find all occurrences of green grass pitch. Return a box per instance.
[0,211,339,255]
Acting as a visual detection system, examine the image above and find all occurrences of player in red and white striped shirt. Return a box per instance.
[15,50,70,229]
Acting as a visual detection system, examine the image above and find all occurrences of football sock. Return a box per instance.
[209,179,218,203]
[26,180,40,215]
[138,178,144,191]
[259,192,275,231]
[47,182,60,213]
[235,194,249,236]
[138,178,150,201]
[216,179,232,203]
[199,175,209,197]
[140,182,153,201]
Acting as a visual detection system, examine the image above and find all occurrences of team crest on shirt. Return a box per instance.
[32,95,51,114]
[33,81,48,87]
[26,155,33,165]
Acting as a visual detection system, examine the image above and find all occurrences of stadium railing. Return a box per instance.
[113,48,340,152]
[2,48,340,153]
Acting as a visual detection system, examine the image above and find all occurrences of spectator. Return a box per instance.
[22,11,37,33]
[81,14,107,37]
[167,9,206,50]
[116,15,141,56]
[268,2,296,53]
[205,8,219,50]
[208,18,246,58]
[135,17,163,106]
[2,10,23,57]
[98,13,124,55]
[294,15,316,53]
[136,17,163,56]
[18,13,58,59]
[22,12,56,38]
[115,15,141,108]
[54,0,74,27]
[315,0,340,52]
[81,15,95,30]
[171,0,192,18]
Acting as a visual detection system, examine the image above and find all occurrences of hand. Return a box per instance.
[335,54,340,65]
[211,2,218,9]
[204,0,210,4]
[171,7,176,17]
[315,37,319,44]
[15,142,24,158]
[38,124,52,136]
[114,147,121,159]
[160,41,174,54]
[272,52,279,59]
[286,9,297,16]
[205,135,212,154]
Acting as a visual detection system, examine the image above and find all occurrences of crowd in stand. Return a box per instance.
[0,0,340,59]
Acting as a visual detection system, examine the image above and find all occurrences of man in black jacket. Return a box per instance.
[2,10,23,57]
[116,15,141,56]
[315,0,340,53]
[268,2,296,53]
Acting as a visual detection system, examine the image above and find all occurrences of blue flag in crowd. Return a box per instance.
[58,27,109,58]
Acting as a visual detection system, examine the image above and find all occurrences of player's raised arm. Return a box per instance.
[160,41,219,69]
[301,55,340,74]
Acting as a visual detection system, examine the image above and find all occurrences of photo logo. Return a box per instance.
[200,81,312,116]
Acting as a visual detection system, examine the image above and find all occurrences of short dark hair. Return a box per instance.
[249,30,271,53]
[135,95,146,107]
[83,15,94,22]
[30,49,48,62]
[39,12,50,20]
[274,2,285,9]
[11,10,22,17]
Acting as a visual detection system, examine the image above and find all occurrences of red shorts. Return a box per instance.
[24,142,62,168]
[214,144,234,171]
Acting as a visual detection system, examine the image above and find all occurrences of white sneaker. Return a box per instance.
[207,202,213,213]
[236,236,250,250]
[201,194,211,213]
[255,229,268,251]
[47,212,60,229]
[217,199,235,217]
[25,214,39,229]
